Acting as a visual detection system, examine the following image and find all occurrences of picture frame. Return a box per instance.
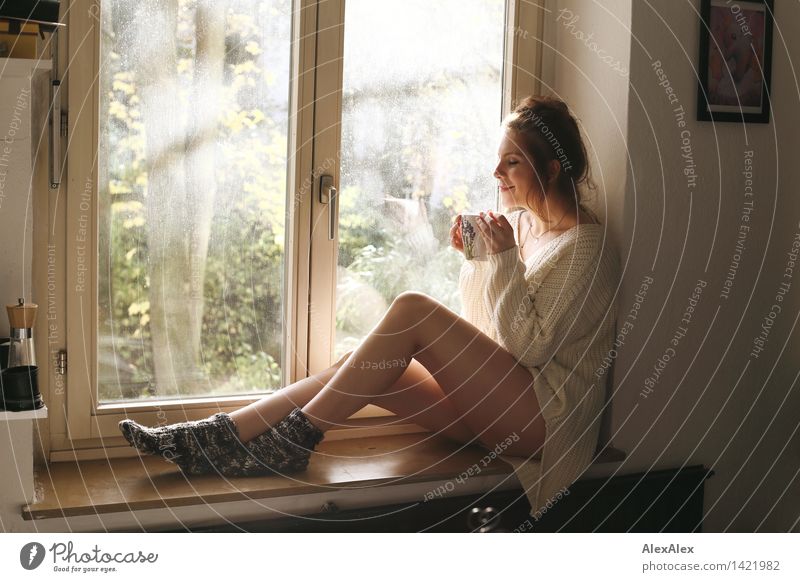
[697,0,774,123]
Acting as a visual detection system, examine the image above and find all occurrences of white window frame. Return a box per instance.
[35,0,543,462]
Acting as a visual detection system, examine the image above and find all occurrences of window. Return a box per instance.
[45,0,542,456]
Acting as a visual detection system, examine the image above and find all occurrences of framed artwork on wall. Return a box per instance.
[697,0,774,123]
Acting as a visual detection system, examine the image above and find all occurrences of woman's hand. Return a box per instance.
[449,214,465,255]
[476,210,516,255]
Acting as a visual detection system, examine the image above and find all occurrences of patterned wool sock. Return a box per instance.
[242,408,325,474]
[118,412,243,475]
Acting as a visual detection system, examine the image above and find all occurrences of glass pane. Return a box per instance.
[335,0,505,359]
[97,0,292,402]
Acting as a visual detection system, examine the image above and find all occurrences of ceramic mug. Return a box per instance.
[460,213,496,261]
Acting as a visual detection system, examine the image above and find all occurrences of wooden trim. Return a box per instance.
[306,0,345,374]
[27,432,519,520]
[28,430,627,528]
[286,0,317,383]
[65,0,99,441]
[505,0,545,111]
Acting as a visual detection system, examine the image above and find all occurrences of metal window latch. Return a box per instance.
[56,349,67,375]
[319,174,337,241]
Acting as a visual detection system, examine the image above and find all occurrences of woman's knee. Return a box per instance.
[334,349,355,367]
[388,291,439,324]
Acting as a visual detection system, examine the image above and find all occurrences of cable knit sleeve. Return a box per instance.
[483,236,597,368]
[458,257,494,333]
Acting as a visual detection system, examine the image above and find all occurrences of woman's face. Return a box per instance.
[493,129,543,209]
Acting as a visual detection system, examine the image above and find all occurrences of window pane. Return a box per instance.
[97,0,291,402]
[335,0,505,359]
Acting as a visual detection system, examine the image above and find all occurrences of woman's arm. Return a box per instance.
[483,242,596,368]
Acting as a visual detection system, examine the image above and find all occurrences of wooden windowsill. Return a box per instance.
[24,431,626,525]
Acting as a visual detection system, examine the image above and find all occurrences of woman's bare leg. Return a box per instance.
[301,291,547,457]
[230,350,477,445]
[229,351,352,442]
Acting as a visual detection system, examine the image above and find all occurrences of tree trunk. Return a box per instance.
[184,0,226,370]
[135,0,223,396]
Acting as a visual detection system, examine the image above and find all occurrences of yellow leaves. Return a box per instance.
[222,109,267,133]
[245,41,262,56]
[123,216,145,229]
[177,58,193,75]
[108,100,128,121]
[273,224,285,251]
[128,301,150,328]
[111,200,145,229]
[250,109,265,125]
[125,248,138,261]
[112,79,135,95]
[109,180,131,195]
[111,200,142,212]
[128,300,150,316]
[232,60,260,76]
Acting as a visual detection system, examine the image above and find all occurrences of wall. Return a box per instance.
[542,0,632,465]
[0,60,36,331]
[0,60,51,532]
[551,0,799,532]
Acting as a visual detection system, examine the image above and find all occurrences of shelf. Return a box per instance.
[0,405,48,421]
[0,57,52,76]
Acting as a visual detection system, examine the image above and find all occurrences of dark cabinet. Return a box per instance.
[191,465,713,532]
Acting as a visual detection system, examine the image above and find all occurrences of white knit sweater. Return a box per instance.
[458,208,619,521]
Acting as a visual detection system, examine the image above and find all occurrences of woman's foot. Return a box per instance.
[118,408,325,477]
[242,408,326,473]
[119,412,243,475]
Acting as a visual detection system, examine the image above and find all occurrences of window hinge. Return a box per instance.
[56,349,67,376]
[60,110,68,138]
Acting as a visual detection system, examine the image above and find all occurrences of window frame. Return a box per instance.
[37,0,544,461]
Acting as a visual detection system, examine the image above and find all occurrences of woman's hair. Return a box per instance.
[502,95,600,224]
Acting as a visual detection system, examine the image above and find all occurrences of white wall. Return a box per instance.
[551,0,799,532]
[0,60,36,332]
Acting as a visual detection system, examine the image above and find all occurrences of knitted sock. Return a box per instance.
[242,408,325,474]
[118,412,243,476]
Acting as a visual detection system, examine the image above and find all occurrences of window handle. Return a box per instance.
[319,174,337,241]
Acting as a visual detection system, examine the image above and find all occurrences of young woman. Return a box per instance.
[119,96,619,508]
